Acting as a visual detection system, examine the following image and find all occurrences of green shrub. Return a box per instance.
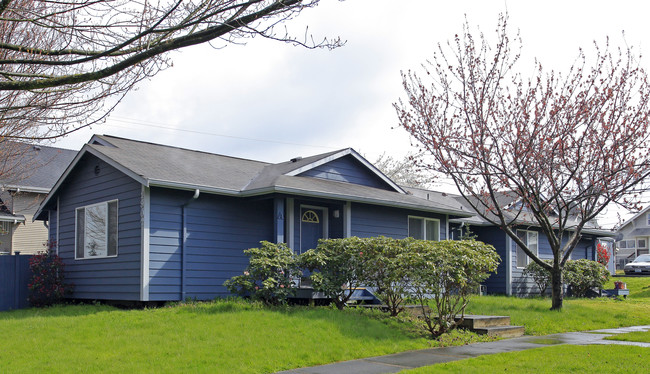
[402,239,500,338]
[28,244,74,307]
[523,259,553,295]
[300,237,371,310]
[563,259,610,297]
[362,236,410,316]
[224,241,302,305]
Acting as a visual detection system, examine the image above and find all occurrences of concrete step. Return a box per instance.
[473,325,526,338]
[456,315,511,329]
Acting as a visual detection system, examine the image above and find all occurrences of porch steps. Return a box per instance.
[456,315,525,338]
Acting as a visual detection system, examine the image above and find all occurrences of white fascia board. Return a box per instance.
[284,148,405,194]
[3,185,50,194]
[147,180,240,196]
[241,185,471,217]
[88,134,118,147]
[347,148,406,194]
[0,215,25,223]
[285,149,352,177]
[34,145,148,220]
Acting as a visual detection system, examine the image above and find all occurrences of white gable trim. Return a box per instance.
[285,148,406,194]
[618,205,650,232]
[34,144,148,220]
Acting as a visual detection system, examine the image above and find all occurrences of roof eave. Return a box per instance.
[34,144,148,220]
[241,185,471,217]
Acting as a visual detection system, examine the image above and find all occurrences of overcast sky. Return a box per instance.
[52,0,650,226]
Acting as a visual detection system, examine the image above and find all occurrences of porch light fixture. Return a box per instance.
[333,210,340,218]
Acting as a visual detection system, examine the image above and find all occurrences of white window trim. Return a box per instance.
[408,215,441,241]
[638,238,648,249]
[516,229,539,269]
[74,200,119,260]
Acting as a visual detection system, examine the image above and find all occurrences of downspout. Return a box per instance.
[181,189,200,301]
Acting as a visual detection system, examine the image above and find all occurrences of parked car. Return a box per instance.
[623,254,650,275]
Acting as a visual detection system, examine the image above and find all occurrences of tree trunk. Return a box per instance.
[550,265,564,310]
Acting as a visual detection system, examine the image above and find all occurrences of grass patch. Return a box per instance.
[0,300,489,373]
[402,344,650,373]
[466,295,650,335]
[605,330,650,343]
[466,275,650,335]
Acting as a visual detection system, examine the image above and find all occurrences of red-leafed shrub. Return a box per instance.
[28,242,74,307]
[596,243,611,267]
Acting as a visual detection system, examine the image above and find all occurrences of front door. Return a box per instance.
[300,206,326,253]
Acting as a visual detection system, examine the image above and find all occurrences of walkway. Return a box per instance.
[276,325,650,374]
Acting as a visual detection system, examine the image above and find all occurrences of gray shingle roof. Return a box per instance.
[41,135,470,217]
[447,193,615,237]
[0,142,76,192]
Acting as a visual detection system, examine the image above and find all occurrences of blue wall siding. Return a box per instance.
[299,155,394,191]
[148,188,274,301]
[55,154,142,300]
[472,226,508,295]
[510,228,597,296]
[351,203,447,240]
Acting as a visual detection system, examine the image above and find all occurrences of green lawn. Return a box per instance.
[409,275,650,373]
[605,330,650,343]
[3,276,649,373]
[0,300,488,374]
[465,275,650,335]
[402,345,649,373]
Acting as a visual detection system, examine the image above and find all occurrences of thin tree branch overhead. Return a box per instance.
[0,0,342,141]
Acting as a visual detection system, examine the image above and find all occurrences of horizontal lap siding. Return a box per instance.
[56,154,142,300]
[351,203,447,240]
[299,156,393,190]
[511,229,596,296]
[148,188,273,301]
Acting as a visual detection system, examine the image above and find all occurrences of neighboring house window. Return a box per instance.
[647,213,650,226]
[408,216,440,241]
[0,221,10,235]
[516,230,538,268]
[617,239,636,250]
[638,239,648,249]
[75,200,118,259]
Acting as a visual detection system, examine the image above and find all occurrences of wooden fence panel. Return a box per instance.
[0,254,33,311]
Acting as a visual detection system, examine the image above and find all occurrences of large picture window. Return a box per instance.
[76,200,118,259]
[516,230,538,268]
[408,216,440,241]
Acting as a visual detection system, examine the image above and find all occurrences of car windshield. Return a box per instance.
[633,254,650,263]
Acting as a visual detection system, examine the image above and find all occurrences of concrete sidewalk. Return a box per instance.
[276,325,650,374]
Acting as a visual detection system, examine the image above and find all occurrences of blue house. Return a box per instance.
[439,192,616,296]
[34,135,472,302]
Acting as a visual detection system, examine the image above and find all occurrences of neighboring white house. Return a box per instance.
[0,143,76,254]
[615,207,650,268]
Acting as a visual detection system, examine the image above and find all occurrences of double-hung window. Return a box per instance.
[516,230,538,268]
[75,200,118,259]
[408,216,440,241]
